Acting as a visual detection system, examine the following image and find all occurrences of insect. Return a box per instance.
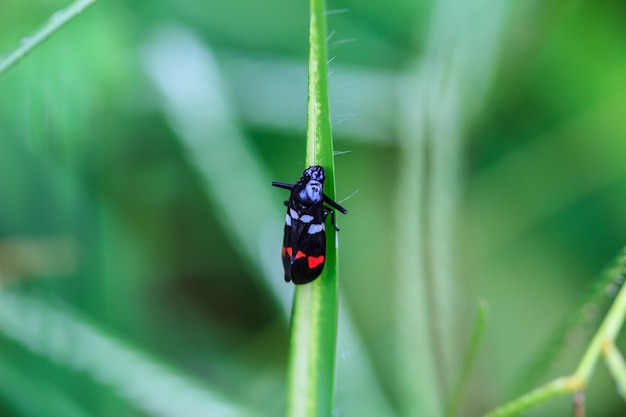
[272,165,348,284]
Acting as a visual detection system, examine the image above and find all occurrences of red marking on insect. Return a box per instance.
[283,247,292,257]
[308,255,324,269]
[295,250,306,259]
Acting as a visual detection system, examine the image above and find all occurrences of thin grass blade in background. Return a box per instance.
[0,0,97,75]
[140,26,291,313]
[393,0,508,414]
[0,289,262,417]
[514,248,626,391]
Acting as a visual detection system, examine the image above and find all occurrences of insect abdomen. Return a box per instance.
[281,205,326,284]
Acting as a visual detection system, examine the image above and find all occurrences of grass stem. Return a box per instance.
[0,0,97,75]
[285,0,339,416]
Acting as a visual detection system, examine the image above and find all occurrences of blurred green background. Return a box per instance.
[1,0,626,416]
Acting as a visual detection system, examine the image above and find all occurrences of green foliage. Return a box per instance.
[1,1,626,417]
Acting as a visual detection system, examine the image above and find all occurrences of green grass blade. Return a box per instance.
[0,289,263,417]
[603,342,626,399]
[480,377,578,417]
[480,249,626,417]
[514,248,626,391]
[285,0,339,416]
[0,0,98,75]
[444,300,489,417]
[141,26,291,313]
[393,2,509,414]
[575,253,626,381]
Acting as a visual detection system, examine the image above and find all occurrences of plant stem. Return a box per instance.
[574,257,626,381]
[603,341,626,399]
[0,0,98,75]
[285,0,338,416]
[480,376,582,417]
[479,250,626,417]
[573,391,586,417]
[444,300,489,417]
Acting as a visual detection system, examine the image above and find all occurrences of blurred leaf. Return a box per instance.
[0,288,263,417]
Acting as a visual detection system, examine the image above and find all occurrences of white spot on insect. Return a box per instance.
[308,223,325,234]
[300,215,314,223]
[289,208,299,220]
[286,213,292,226]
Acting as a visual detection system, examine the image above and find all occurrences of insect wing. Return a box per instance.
[281,202,326,284]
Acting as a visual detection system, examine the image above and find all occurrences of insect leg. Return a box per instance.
[272,182,294,191]
[323,194,347,214]
[324,206,340,231]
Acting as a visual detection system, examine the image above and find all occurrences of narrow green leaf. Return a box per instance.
[514,248,626,391]
[285,0,339,416]
[0,0,98,75]
[575,252,626,381]
[603,342,626,399]
[393,2,509,415]
[444,300,489,417]
[480,377,581,417]
[0,289,263,417]
[480,248,626,417]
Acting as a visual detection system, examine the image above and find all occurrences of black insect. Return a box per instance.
[272,166,348,284]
